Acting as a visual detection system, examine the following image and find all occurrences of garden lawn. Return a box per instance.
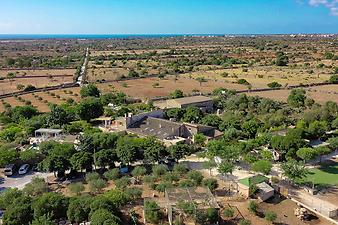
[300,163,338,186]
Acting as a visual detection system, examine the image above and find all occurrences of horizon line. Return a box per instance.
[0,33,337,35]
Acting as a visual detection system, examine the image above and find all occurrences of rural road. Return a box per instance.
[77,47,89,86]
[0,171,52,191]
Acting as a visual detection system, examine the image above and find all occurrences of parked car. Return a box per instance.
[18,164,30,175]
[119,164,129,174]
[4,164,16,176]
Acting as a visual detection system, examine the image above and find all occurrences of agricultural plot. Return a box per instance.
[0,70,73,94]
[99,76,247,100]
[0,36,337,112]
[0,69,75,77]
[87,67,131,82]
[247,84,338,104]
[0,87,81,112]
[90,49,171,56]
[87,58,164,82]
[182,65,332,89]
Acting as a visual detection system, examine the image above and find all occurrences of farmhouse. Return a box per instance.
[105,110,222,145]
[127,117,223,146]
[154,95,213,112]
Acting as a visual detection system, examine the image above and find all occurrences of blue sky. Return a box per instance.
[0,0,337,34]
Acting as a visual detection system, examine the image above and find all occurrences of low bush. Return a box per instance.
[104,168,120,181]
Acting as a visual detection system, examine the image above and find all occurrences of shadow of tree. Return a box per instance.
[318,164,338,174]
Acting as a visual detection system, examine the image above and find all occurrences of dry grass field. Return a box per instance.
[89,45,221,56]
[90,49,171,56]
[0,69,75,77]
[87,59,162,82]
[99,76,247,100]
[247,84,338,104]
[182,65,332,89]
[0,76,74,95]
[0,36,337,112]
[87,67,129,82]
[0,69,75,95]
[0,87,80,112]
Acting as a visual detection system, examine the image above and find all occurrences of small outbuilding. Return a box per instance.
[35,128,62,139]
[256,182,275,202]
[30,128,63,145]
[154,95,213,112]
[238,175,274,201]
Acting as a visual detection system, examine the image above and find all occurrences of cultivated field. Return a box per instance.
[0,87,80,112]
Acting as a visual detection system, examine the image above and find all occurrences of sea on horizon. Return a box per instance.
[0,34,229,40]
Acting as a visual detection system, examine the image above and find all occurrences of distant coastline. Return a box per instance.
[0,34,226,40]
[0,33,336,40]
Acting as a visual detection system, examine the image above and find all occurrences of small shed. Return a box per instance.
[238,175,273,200]
[256,182,274,201]
[95,117,113,128]
[35,128,62,138]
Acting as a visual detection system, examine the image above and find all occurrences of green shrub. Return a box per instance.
[329,74,338,84]
[86,172,100,183]
[68,182,85,196]
[155,182,173,193]
[152,164,168,177]
[163,172,179,183]
[23,85,36,92]
[144,201,161,223]
[104,168,120,181]
[114,177,130,189]
[89,178,107,193]
[124,187,142,200]
[223,207,235,218]
[143,175,156,186]
[176,200,196,215]
[248,201,258,214]
[131,166,147,178]
[187,170,203,185]
[239,219,251,225]
[267,81,282,88]
[173,163,188,176]
[265,211,277,223]
[237,79,250,85]
[104,189,129,207]
[202,178,218,191]
[179,179,196,188]
[25,100,32,105]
